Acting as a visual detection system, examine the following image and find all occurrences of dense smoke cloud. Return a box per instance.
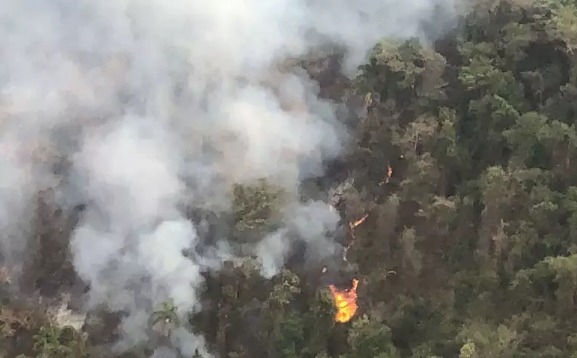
[0,0,457,355]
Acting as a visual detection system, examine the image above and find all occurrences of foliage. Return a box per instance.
[149,299,181,338]
[231,178,285,241]
[8,0,577,356]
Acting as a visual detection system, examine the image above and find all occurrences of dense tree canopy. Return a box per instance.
[4,0,577,356]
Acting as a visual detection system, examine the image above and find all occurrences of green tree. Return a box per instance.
[231,179,285,242]
[346,315,400,358]
[149,300,180,338]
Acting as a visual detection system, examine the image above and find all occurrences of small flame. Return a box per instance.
[344,213,369,261]
[342,163,393,262]
[349,164,391,229]
[329,279,359,323]
[349,213,369,230]
[379,163,393,185]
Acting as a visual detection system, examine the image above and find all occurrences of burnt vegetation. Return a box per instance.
[5,0,577,357]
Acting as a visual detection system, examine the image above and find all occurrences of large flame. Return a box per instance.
[329,279,359,323]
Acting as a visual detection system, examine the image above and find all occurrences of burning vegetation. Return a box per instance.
[12,0,576,355]
[329,279,359,323]
[342,163,393,262]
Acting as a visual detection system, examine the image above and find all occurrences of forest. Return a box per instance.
[3,0,577,357]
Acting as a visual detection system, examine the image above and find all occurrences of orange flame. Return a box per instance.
[349,213,369,230]
[329,279,359,323]
[342,162,393,262]
[379,163,393,185]
[343,213,369,261]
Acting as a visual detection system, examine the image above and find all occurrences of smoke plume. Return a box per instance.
[0,0,457,355]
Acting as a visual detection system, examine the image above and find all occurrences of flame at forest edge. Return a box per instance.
[348,213,369,230]
[328,279,359,323]
[342,163,393,261]
[331,163,392,320]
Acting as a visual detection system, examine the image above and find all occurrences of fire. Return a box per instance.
[349,213,369,230]
[342,162,393,261]
[379,163,393,185]
[343,213,369,261]
[329,279,359,323]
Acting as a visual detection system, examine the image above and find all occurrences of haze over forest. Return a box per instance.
[2,0,577,357]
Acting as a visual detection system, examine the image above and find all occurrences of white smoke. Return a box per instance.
[0,0,457,355]
[257,201,340,278]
